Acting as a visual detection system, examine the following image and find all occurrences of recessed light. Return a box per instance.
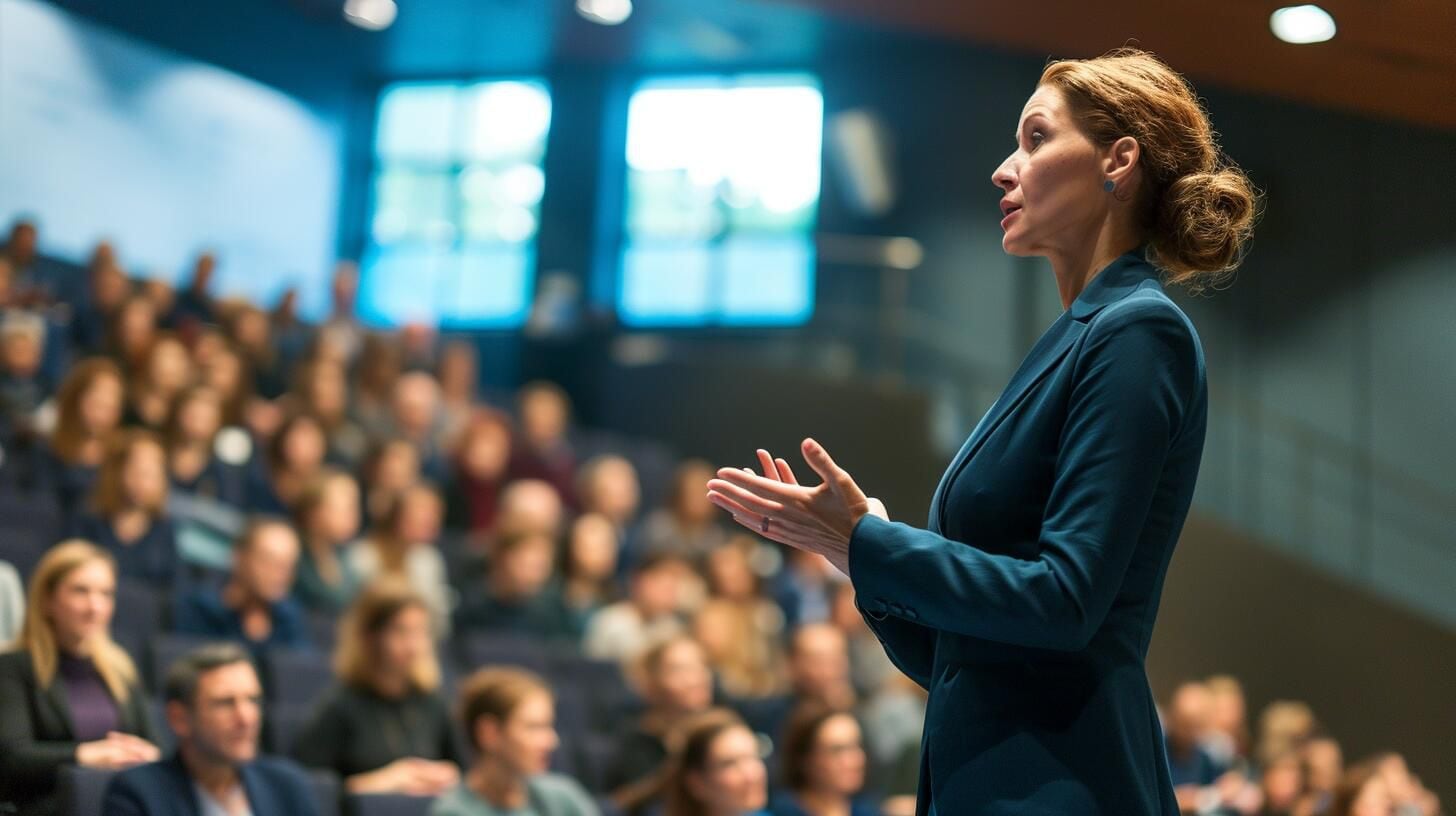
[343,0,397,31]
[1270,4,1336,44]
[577,0,632,26]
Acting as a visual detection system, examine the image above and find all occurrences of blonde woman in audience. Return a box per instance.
[349,481,452,635]
[661,708,769,816]
[0,541,160,815]
[45,357,126,512]
[68,428,179,586]
[431,666,599,816]
[294,578,464,795]
[1256,700,1317,769]
[291,468,364,614]
[1205,673,1252,768]
[606,634,715,810]
[692,597,784,701]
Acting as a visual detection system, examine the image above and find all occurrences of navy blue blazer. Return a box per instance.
[848,246,1205,816]
[102,753,321,816]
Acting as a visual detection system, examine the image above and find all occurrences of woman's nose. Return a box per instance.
[992,157,1017,192]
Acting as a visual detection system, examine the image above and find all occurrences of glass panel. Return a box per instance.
[619,241,714,326]
[461,80,552,163]
[375,84,459,161]
[370,167,454,245]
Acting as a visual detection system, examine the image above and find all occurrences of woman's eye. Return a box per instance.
[1030,130,1045,147]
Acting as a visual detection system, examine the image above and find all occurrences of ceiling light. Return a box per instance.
[577,0,632,26]
[1270,5,1336,44]
[343,0,397,31]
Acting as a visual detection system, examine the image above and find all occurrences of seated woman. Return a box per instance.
[290,468,364,614]
[67,428,179,587]
[768,704,877,816]
[661,708,769,816]
[293,578,463,795]
[42,358,125,514]
[606,635,715,812]
[245,410,327,515]
[431,666,599,816]
[348,481,452,636]
[0,540,160,815]
[165,384,247,507]
[123,332,192,431]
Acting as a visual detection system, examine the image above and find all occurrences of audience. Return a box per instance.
[583,553,689,665]
[0,232,1444,816]
[67,428,179,587]
[0,541,160,815]
[173,518,309,655]
[294,579,463,795]
[102,643,320,815]
[769,704,876,816]
[661,708,769,816]
[432,666,599,816]
[606,635,715,809]
[290,468,364,614]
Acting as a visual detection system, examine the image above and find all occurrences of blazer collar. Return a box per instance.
[1068,243,1161,321]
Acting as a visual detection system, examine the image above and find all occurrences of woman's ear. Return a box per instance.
[475,716,501,754]
[1104,136,1141,187]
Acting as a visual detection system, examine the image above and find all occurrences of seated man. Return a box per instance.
[173,518,310,656]
[102,642,320,815]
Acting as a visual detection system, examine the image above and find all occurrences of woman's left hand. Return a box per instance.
[706,438,887,576]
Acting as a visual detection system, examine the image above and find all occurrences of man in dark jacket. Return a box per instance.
[102,643,320,815]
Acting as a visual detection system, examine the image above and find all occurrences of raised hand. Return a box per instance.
[706,438,887,576]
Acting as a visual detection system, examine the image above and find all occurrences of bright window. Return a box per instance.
[619,75,823,327]
[361,80,551,327]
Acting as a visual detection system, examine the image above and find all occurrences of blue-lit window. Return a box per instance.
[619,75,823,327]
[361,80,551,328]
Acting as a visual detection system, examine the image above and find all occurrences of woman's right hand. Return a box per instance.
[75,732,160,769]
[349,757,460,796]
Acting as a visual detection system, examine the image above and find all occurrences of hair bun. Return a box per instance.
[1151,165,1262,293]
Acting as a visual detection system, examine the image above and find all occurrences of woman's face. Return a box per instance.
[568,516,618,581]
[376,443,420,491]
[316,478,361,544]
[122,439,168,509]
[707,547,755,600]
[806,714,866,796]
[307,364,347,419]
[490,691,559,776]
[397,489,442,543]
[650,640,713,713]
[45,558,115,650]
[117,300,157,355]
[691,726,768,815]
[178,394,223,443]
[281,419,326,472]
[79,374,124,435]
[461,421,510,479]
[992,85,1124,257]
[205,350,242,398]
[148,339,193,394]
[375,604,432,677]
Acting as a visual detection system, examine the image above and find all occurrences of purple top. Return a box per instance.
[58,652,119,741]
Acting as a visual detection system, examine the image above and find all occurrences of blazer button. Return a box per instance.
[905,609,918,620]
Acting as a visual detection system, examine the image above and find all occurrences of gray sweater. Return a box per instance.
[428,773,599,816]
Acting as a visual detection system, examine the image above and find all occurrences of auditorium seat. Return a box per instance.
[457,632,550,674]
[58,765,114,816]
[343,792,433,816]
[263,647,335,705]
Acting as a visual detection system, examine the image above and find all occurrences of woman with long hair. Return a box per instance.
[0,541,160,815]
[163,383,247,506]
[290,468,364,614]
[769,704,876,816]
[45,357,125,513]
[67,428,179,586]
[293,578,463,795]
[708,47,1259,815]
[348,482,451,636]
[607,634,715,812]
[431,666,598,816]
[662,708,768,816]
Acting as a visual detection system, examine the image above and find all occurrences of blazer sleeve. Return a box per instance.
[0,652,79,791]
[854,598,936,691]
[100,771,151,816]
[848,303,1198,652]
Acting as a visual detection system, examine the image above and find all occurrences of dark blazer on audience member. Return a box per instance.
[848,247,1205,816]
[172,588,311,655]
[67,512,180,587]
[102,753,321,816]
[0,649,156,815]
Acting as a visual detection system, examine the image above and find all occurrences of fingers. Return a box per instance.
[707,479,785,518]
[713,466,800,501]
[756,449,778,481]
[774,457,799,485]
[800,437,844,487]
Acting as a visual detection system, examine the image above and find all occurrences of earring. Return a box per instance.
[1103,179,1116,192]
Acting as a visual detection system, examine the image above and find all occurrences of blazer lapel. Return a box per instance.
[41,675,76,738]
[930,315,1086,531]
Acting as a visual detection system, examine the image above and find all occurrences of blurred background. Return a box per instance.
[0,0,1452,814]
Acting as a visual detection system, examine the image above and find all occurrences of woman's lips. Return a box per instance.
[1001,208,1021,227]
